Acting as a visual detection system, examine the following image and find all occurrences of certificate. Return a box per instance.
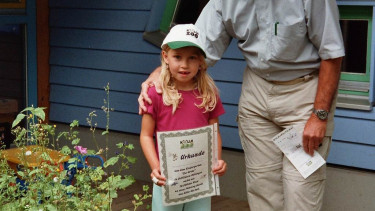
[272,126,326,179]
[157,124,220,206]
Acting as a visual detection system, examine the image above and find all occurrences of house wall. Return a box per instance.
[48,0,158,134]
[46,1,375,208]
[48,0,375,171]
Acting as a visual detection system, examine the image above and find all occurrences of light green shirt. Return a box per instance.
[196,0,345,81]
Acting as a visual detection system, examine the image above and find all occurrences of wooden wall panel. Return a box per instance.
[328,141,375,170]
[333,116,375,145]
[50,103,142,134]
[50,29,160,54]
[49,48,160,74]
[50,85,139,113]
[49,0,153,10]
[50,66,148,93]
[49,9,150,31]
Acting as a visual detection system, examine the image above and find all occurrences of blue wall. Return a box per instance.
[48,0,244,149]
[48,0,375,170]
[49,0,157,134]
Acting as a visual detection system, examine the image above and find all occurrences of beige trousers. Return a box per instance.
[237,68,336,211]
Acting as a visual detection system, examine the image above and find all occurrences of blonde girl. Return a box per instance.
[140,24,227,211]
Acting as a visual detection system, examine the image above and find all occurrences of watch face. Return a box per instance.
[317,110,328,120]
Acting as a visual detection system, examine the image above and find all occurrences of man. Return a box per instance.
[139,0,344,210]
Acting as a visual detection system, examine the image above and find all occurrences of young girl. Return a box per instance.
[140,24,227,211]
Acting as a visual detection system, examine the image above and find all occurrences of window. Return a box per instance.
[143,0,208,47]
[337,6,373,110]
[0,24,26,148]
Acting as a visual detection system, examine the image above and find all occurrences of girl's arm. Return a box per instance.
[209,118,227,176]
[140,114,166,186]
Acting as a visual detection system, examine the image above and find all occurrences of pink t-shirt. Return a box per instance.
[145,86,225,132]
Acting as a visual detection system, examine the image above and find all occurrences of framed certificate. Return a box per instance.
[157,123,220,206]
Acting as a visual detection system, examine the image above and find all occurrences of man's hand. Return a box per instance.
[303,114,327,156]
[138,66,162,115]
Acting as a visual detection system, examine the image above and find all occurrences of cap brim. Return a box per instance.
[167,41,206,57]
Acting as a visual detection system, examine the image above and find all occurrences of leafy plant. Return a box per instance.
[0,84,151,210]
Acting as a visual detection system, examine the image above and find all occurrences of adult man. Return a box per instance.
[139,0,344,210]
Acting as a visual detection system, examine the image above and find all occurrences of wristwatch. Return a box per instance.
[312,108,329,120]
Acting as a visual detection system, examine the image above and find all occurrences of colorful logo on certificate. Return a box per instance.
[180,139,194,149]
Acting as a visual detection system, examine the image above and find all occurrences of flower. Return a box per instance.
[74,145,87,154]
[53,177,59,183]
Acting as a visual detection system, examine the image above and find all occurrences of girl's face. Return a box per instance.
[162,46,203,90]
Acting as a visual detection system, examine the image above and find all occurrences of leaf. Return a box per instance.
[117,176,135,189]
[61,146,71,155]
[33,107,46,121]
[45,204,58,211]
[72,138,80,145]
[127,156,137,164]
[17,171,25,177]
[57,131,68,140]
[104,157,119,168]
[127,144,134,150]
[70,120,79,128]
[15,129,27,141]
[86,149,95,155]
[116,142,124,148]
[143,185,150,192]
[21,107,34,113]
[102,131,109,136]
[12,114,26,128]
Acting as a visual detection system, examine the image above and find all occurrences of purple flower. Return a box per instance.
[74,146,87,155]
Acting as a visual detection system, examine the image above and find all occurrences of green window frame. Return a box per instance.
[159,0,178,33]
[143,0,207,47]
[338,6,372,97]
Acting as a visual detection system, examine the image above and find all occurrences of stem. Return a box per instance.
[104,83,111,210]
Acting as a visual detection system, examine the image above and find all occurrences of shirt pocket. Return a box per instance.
[271,21,308,61]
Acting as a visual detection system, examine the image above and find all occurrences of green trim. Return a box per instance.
[338,89,369,97]
[339,6,372,83]
[159,0,178,33]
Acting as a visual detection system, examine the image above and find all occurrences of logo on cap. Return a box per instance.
[186,29,199,38]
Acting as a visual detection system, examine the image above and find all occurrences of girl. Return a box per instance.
[140,24,227,211]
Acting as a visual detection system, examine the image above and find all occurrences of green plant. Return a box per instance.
[0,84,151,210]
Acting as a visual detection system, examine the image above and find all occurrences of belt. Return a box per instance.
[269,74,314,85]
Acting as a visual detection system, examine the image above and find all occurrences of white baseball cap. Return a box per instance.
[161,24,207,57]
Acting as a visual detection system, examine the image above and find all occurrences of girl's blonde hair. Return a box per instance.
[160,46,219,114]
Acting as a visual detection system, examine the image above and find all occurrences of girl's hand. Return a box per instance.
[212,160,227,176]
[150,168,166,186]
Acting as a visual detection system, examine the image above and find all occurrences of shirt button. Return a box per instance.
[260,58,264,62]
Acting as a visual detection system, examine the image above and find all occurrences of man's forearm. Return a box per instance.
[147,66,162,83]
[314,57,343,111]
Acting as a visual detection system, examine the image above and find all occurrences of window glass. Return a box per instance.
[160,0,208,32]
[173,0,208,25]
[0,24,26,148]
[340,19,368,75]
